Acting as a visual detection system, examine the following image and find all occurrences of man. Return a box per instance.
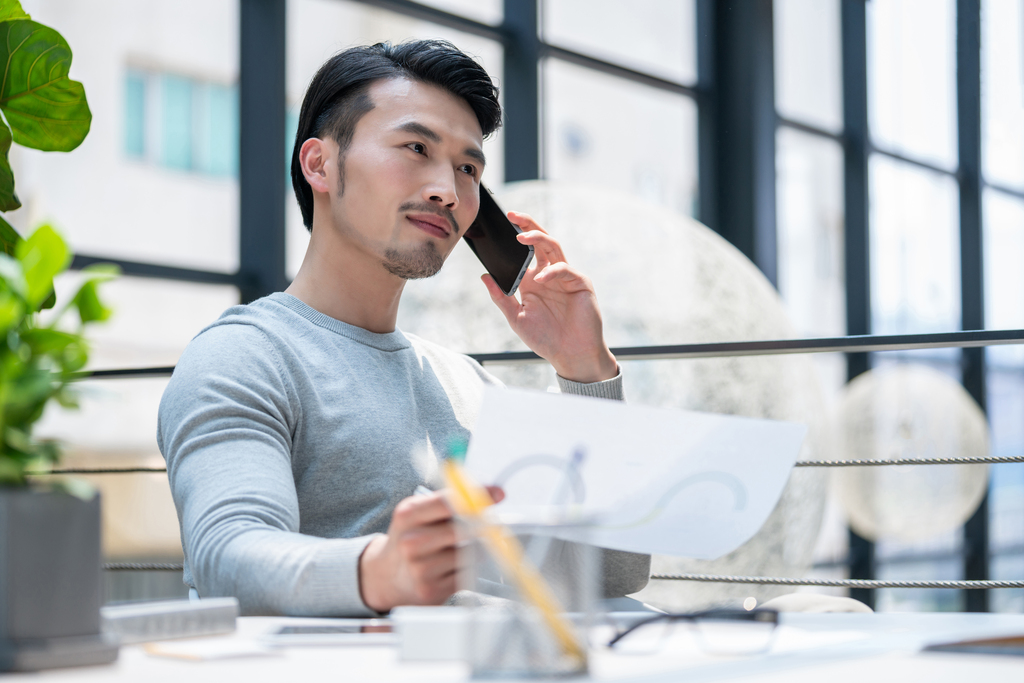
[158,40,649,616]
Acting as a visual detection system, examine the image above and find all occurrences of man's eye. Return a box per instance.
[409,143,426,155]
[459,164,476,176]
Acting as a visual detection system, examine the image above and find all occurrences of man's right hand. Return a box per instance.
[357,486,504,613]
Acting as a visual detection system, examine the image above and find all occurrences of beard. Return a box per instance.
[382,242,444,279]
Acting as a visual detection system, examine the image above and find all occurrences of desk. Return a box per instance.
[9,613,1024,682]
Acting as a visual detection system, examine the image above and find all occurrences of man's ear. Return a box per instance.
[299,137,331,194]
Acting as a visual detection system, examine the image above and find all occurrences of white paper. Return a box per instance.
[465,387,807,559]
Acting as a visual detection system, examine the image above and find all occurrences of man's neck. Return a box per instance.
[285,224,406,335]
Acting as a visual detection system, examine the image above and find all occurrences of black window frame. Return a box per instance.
[74,0,1024,613]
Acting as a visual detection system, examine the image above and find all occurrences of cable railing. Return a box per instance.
[71,328,1024,380]
[47,328,1024,591]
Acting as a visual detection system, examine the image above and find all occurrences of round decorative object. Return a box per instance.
[398,181,830,611]
[835,364,990,543]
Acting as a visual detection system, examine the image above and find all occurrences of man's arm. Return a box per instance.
[158,324,380,616]
[482,213,651,597]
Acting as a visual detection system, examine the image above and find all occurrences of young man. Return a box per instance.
[158,40,649,616]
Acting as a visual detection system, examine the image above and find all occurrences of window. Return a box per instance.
[543,59,698,216]
[126,70,240,177]
[542,0,697,84]
[124,70,146,158]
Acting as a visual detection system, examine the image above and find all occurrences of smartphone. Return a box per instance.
[463,184,534,296]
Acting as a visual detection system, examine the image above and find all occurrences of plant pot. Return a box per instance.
[0,487,118,671]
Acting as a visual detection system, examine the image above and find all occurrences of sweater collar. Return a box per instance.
[268,292,411,352]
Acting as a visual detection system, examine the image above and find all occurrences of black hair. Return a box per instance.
[290,40,502,230]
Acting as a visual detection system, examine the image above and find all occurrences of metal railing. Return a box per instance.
[42,327,1024,591]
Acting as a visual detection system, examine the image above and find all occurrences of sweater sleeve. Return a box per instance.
[157,323,379,617]
[554,368,652,597]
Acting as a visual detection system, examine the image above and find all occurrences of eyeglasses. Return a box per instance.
[607,609,780,656]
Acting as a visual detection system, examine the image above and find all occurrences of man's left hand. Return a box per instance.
[482,211,618,384]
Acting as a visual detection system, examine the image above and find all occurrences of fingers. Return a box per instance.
[406,546,459,604]
[508,211,565,269]
[411,565,458,604]
[395,519,460,605]
[516,233,562,270]
[507,211,548,235]
[481,274,521,325]
[391,491,453,533]
[486,485,505,504]
[533,261,589,289]
[398,520,458,560]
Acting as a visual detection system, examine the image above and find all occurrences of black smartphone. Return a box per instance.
[463,184,534,296]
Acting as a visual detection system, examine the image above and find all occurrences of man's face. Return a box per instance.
[323,77,486,279]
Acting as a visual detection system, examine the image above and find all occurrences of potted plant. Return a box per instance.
[0,227,117,671]
[0,0,119,671]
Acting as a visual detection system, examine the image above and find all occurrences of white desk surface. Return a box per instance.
[10,612,1024,682]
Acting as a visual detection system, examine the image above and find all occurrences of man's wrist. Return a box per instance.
[551,348,618,384]
[358,534,392,613]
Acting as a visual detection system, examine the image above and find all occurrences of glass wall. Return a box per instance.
[775,0,1024,611]
[25,0,1024,609]
[982,0,1024,613]
[542,59,698,216]
[542,0,697,84]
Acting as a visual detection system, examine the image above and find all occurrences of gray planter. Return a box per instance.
[0,487,118,671]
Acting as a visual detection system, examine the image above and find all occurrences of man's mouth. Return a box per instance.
[406,213,452,238]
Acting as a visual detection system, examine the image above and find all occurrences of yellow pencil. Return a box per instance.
[442,458,586,665]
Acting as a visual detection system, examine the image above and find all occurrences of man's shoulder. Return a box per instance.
[401,331,476,365]
[170,298,299,385]
[400,331,501,385]
[187,295,304,354]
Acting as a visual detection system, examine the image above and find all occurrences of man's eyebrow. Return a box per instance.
[396,121,442,143]
[464,147,487,166]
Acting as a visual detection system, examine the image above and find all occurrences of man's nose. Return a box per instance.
[423,168,458,210]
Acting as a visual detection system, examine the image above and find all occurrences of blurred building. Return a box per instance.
[11,0,1024,612]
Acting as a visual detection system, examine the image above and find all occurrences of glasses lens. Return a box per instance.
[692,616,776,656]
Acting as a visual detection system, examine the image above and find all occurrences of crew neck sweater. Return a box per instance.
[157,293,648,616]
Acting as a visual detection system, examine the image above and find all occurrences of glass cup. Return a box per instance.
[457,514,597,679]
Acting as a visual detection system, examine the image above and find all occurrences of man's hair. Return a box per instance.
[290,40,502,230]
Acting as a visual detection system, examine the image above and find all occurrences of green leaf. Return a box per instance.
[15,223,68,308]
[0,1,30,23]
[54,386,78,409]
[22,327,77,354]
[0,289,22,331]
[6,367,56,407]
[0,213,19,256]
[82,263,120,278]
[0,20,91,152]
[0,455,25,484]
[60,338,87,373]
[37,287,55,310]
[0,251,25,296]
[0,121,19,211]
[72,279,111,323]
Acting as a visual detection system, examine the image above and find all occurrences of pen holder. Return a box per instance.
[457,515,596,679]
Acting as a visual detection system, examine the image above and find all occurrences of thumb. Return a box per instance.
[481,274,520,325]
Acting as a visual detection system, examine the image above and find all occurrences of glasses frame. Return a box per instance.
[607,608,780,651]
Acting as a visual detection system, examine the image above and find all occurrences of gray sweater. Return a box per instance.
[157,293,649,616]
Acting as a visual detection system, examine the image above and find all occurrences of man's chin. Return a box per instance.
[382,244,445,280]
